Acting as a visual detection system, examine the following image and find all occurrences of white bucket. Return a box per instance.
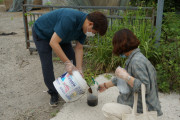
[53,71,87,102]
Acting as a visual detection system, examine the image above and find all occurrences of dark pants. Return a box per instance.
[32,27,76,95]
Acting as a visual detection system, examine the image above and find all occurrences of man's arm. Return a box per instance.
[74,41,83,71]
[49,32,70,63]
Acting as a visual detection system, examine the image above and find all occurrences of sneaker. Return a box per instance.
[49,94,59,107]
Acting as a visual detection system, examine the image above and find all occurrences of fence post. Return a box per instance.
[22,4,30,49]
[155,0,164,44]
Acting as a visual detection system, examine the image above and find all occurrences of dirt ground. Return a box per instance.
[0,11,66,120]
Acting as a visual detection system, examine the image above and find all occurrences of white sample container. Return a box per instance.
[53,71,87,102]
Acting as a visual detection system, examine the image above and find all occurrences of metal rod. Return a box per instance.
[23,4,153,10]
[155,0,164,44]
[23,5,30,49]
[30,14,32,29]
[33,14,35,22]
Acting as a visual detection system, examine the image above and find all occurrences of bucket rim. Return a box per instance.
[72,71,87,89]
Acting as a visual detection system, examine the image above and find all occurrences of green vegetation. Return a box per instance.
[45,1,52,5]
[52,57,61,61]
[51,110,59,117]
[130,0,180,12]
[84,10,180,93]
[104,74,112,80]
[84,68,97,86]
[0,0,3,4]
[84,9,155,72]
[155,12,180,93]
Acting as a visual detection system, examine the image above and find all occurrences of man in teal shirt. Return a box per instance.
[32,8,108,106]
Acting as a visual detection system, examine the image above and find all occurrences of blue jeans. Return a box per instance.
[32,27,76,95]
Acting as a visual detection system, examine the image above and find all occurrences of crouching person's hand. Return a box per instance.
[98,82,108,92]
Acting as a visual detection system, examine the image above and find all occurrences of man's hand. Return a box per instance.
[65,61,76,75]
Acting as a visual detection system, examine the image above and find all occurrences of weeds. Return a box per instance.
[84,9,155,73]
[84,10,180,93]
[51,109,59,117]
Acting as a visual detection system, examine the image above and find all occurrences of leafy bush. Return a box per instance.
[84,10,180,93]
[156,40,180,93]
[0,0,3,4]
[162,12,180,40]
[155,12,180,93]
[84,29,125,73]
[130,0,180,12]
[84,9,156,73]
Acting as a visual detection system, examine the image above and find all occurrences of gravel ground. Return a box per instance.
[0,11,65,120]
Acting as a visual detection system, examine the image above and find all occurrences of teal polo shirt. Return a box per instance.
[34,8,87,44]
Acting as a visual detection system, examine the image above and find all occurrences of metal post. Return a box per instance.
[22,4,30,49]
[155,0,164,44]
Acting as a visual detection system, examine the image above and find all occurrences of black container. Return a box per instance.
[87,87,98,107]
[87,97,98,106]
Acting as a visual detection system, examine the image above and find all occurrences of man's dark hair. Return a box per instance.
[112,29,140,55]
[87,11,108,36]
